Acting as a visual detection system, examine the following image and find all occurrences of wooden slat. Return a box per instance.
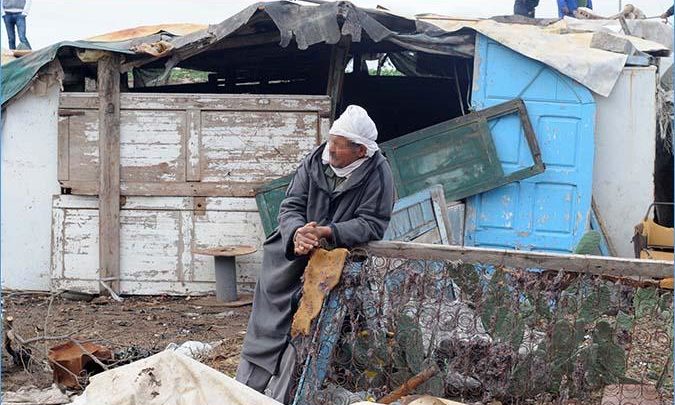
[60,93,331,114]
[60,92,324,196]
[66,111,99,182]
[120,110,188,183]
[51,196,265,294]
[97,54,121,294]
[50,204,66,280]
[53,195,258,212]
[429,185,451,245]
[410,228,442,245]
[60,180,262,198]
[591,198,618,256]
[446,202,465,246]
[199,110,318,183]
[57,117,70,181]
[365,241,673,279]
[326,36,350,122]
[186,109,202,182]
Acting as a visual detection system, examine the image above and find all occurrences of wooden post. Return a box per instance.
[98,54,121,294]
[326,35,350,123]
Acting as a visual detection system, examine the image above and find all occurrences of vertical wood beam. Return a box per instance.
[326,35,351,124]
[57,116,70,181]
[98,54,121,294]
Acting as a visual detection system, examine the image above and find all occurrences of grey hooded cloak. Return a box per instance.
[241,142,395,376]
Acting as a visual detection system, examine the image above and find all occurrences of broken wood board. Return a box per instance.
[58,93,330,197]
[51,195,265,295]
[291,248,349,337]
[366,241,673,279]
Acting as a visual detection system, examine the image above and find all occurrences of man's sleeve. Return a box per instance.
[277,159,311,259]
[22,0,31,15]
[668,6,674,18]
[329,162,395,248]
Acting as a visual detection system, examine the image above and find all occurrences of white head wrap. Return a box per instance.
[321,105,379,178]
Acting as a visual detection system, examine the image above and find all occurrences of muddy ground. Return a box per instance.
[1,291,250,392]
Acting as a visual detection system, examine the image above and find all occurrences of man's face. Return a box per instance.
[327,135,366,168]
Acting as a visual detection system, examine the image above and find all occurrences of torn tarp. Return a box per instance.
[1,1,474,106]
[71,350,282,405]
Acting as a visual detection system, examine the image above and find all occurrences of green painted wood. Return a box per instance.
[254,100,543,238]
[255,174,293,237]
[381,99,543,202]
[381,117,502,201]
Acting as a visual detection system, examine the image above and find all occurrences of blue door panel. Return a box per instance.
[466,35,595,253]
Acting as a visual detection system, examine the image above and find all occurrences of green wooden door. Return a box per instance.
[380,99,543,202]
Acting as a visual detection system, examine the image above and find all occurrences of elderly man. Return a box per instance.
[236,105,395,402]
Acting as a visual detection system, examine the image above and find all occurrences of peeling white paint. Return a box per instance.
[52,196,267,294]
[2,83,61,291]
[593,67,657,258]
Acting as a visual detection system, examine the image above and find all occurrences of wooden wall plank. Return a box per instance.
[51,195,265,294]
[53,195,258,212]
[119,110,187,183]
[62,208,99,281]
[60,180,262,197]
[57,117,70,181]
[60,93,331,114]
[186,109,202,181]
[50,203,66,280]
[199,110,318,184]
[60,92,325,197]
[67,111,99,182]
[97,54,121,294]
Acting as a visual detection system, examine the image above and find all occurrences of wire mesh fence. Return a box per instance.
[291,247,674,405]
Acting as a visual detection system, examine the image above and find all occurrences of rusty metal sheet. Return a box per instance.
[48,340,113,389]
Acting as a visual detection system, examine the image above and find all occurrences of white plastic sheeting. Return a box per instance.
[71,350,282,405]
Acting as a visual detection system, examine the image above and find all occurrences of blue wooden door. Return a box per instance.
[465,35,595,253]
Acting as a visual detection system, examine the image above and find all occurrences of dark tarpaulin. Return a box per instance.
[1,1,475,106]
[1,41,136,107]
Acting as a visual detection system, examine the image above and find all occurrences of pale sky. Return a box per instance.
[3,0,674,51]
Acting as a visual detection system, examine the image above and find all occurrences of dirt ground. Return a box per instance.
[1,291,251,392]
